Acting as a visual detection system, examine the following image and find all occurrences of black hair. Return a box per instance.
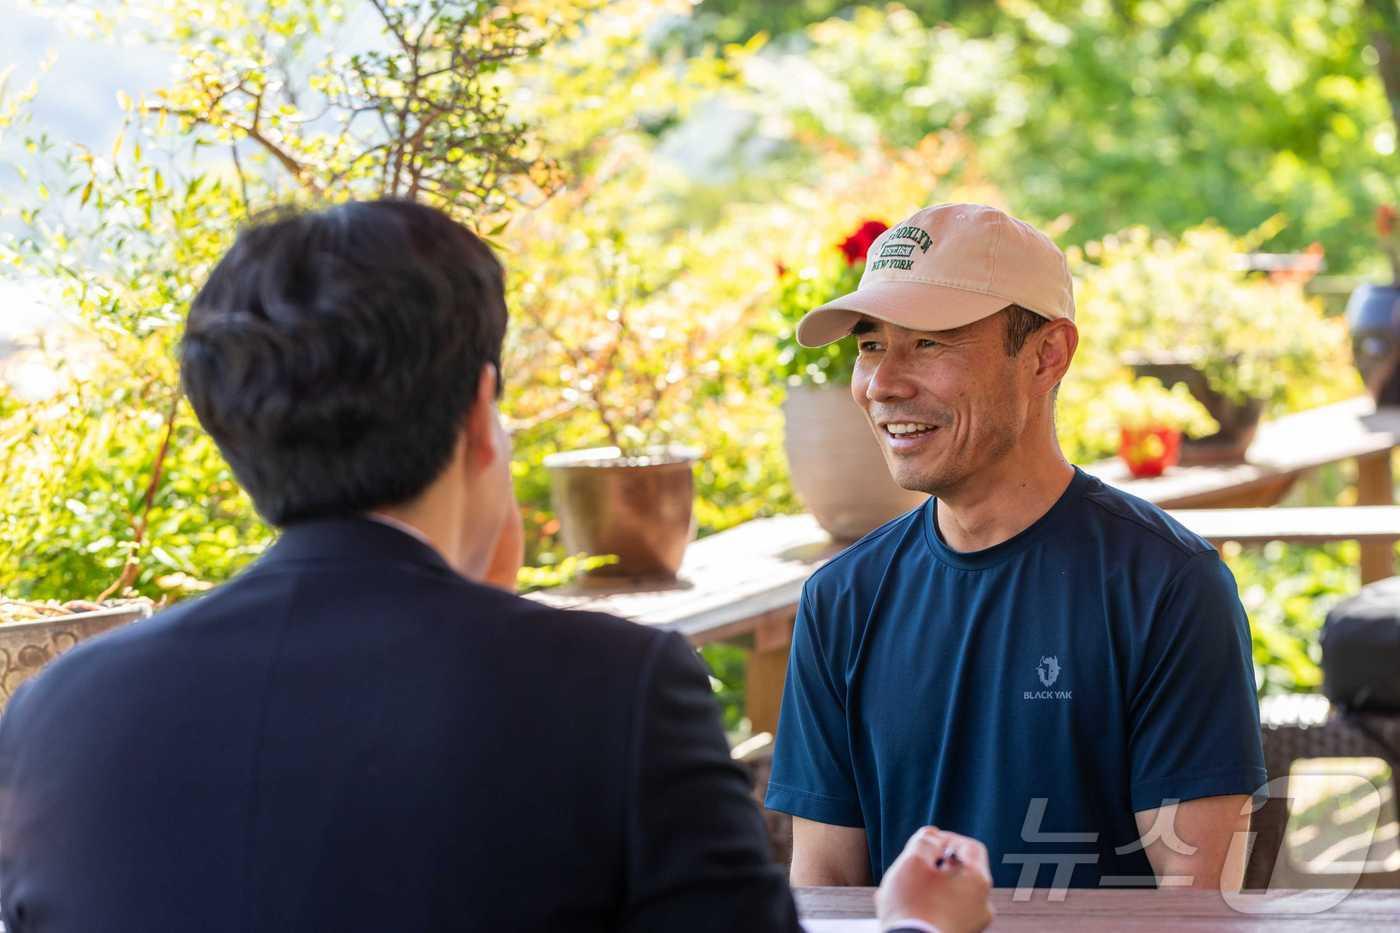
[179,199,507,526]
[1002,304,1050,356]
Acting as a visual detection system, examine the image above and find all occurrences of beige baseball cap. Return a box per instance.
[795,203,1075,347]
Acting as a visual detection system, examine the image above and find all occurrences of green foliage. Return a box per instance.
[81,0,568,214]
[770,254,862,386]
[694,1,1400,273]
[1,0,794,593]
[1228,462,1389,697]
[1227,541,1349,696]
[1070,223,1360,408]
[1095,377,1219,436]
[700,641,749,733]
[515,552,619,594]
[0,0,588,599]
[0,331,270,601]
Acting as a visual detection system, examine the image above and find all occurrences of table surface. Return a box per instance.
[796,886,1400,931]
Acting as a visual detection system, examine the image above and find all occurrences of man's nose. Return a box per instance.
[863,355,919,403]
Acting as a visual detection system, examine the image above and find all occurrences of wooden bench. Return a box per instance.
[1172,506,1400,556]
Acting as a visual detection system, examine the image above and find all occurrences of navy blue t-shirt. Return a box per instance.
[765,467,1266,889]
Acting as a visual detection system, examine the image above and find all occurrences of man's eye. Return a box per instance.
[917,339,940,349]
[858,341,882,352]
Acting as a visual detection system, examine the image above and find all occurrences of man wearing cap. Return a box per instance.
[765,204,1266,893]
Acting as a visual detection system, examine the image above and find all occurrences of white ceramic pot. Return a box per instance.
[782,383,928,542]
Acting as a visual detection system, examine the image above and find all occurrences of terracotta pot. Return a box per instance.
[543,446,698,580]
[1118,426,1182,478]
[1128,357,1264,465]
[0,604,150,708]
[782,383,928,542]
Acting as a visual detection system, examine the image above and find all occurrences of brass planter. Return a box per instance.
[544,446,698,580]
[0,604,151,708]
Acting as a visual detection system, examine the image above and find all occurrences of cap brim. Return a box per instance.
[795,282,1012,348]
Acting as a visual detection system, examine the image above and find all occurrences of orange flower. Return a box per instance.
[1377,204,1397,237]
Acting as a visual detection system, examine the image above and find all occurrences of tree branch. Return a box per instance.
[95,393,180,603]
[151,103,322,197]
[230,142,251,213]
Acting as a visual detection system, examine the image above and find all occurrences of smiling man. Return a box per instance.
[765,204,1267,893]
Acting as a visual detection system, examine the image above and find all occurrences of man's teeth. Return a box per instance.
[885,423,936,436]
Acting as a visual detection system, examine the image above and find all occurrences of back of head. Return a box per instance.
[179,199,507,526]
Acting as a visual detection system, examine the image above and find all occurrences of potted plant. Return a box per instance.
[1101,378,1219,479]
[506,161,774,580]
[0,598,154,707]
[521,220,704,580]
[1347,205,1400,407]
[1075,225,1343,464]
[772,220,929,541]
[539,446,698,580]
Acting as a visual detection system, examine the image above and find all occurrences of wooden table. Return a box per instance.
[528,397,1400,734]
[528,513,844,735]
[796,886,1400,931]
[1089,396,1400,582]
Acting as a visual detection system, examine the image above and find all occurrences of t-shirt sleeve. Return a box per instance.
[1127,550,1268,813]
[763,583,863,827]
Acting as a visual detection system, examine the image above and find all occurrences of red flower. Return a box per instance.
[1378,204,1397,237]
[838,220,889,266]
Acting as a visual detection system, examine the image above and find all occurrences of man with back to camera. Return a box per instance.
[765,203,1267,892]
[0,199,994,932]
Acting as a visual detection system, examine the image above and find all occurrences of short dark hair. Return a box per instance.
[1001,304,1049,356]
[180,199,508,526]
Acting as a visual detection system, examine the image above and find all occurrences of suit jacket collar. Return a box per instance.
[260,516,460,579]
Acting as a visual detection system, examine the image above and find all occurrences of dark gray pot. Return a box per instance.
[1347,283,1400,407]
[1128,357,1264,465]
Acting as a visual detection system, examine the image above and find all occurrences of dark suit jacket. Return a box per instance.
[0,518,801,932]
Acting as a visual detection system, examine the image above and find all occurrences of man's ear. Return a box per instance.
[463,363,501,470]
[1032,320,1078,395]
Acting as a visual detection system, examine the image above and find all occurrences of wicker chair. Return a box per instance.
[1247,693,1400,890]
[739,702,1400,891]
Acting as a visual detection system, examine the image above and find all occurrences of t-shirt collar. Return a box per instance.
[923,466,1091,570]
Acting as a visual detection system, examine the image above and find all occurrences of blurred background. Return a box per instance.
[2,0,1397,724]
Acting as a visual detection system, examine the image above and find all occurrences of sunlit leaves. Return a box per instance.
[1070,223,1360,408]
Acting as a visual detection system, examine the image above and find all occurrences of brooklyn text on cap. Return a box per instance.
[795,203,1076,348]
